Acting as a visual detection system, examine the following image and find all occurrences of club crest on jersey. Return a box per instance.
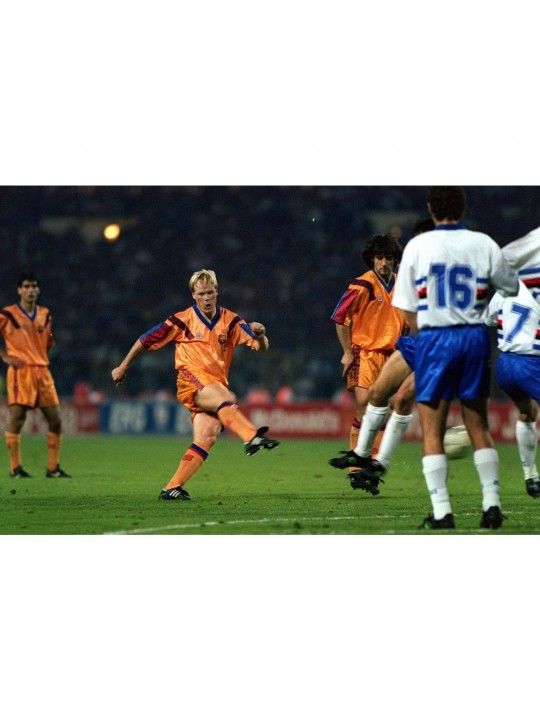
[196,333,203,339]
[377,296,383,302]
[37,326,44,333]
[218,333,227,344]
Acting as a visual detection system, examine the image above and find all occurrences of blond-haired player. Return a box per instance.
[111,269,279,501]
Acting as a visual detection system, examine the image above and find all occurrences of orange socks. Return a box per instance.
[164,402,257,492]
[5,432,21,472]
[47,431,62,471]
[349,417,361,451]
[164,443,210,490]
[372,429,384,458]
[216,401,257,443]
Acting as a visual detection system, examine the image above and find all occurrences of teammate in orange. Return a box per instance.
[111,269,279,501]
[330,234,406,470]
[0,273,71,479]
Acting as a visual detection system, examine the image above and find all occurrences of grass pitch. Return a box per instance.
[0,435,539,534]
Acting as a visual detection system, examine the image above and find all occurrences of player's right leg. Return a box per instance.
[511,397,539,498]
[349,372,417,493]
[160,411,222,500]
[5,403,31,478]
[329,351,412,472]
[195,382,279,455]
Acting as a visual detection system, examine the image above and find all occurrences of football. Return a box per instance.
[443,425,472,459]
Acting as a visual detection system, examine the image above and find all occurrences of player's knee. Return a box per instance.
[198,429,220,448]
[45,412,62,433]
[8,408,26,433]
[368,384,386,406]
[394,391,414,415]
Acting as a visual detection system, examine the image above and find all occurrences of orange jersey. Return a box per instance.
[139,305,260,386]
[331,270,405,351]
[0,303,54,366]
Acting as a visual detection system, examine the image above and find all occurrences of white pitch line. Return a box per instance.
[105,514,389,535]
[104,509,523,535]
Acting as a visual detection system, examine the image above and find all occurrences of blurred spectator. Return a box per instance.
[275,385,295,404]
[1,186,538,401]
[245,385,273,404]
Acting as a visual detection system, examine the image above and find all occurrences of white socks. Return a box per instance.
[422,454,451,519]
[354,403,389,457]
[515,420,538,479]
[376,412,413,468]
[473,448,500,511]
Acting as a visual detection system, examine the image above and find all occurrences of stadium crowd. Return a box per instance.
[1,186,539,401]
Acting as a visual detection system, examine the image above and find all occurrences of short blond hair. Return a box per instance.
[189,269,218,292]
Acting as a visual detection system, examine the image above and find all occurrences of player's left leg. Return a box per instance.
[417,398,456,529]
[40,405,71,477]
[461,398,504,528]
[374,372,415,469]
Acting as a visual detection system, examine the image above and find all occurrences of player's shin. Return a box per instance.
[5,432,22,472]
[422,454,452,520]
[473,448,501,511]
[515,420,538,480]
[354,404,388,456]
[217,401,257,442]
[164,442,210,490]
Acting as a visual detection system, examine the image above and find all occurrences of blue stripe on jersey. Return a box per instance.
[193,304,222,330]
[240,321,256,338]
[519,266,540,277]
[434,223,466,230]
[16,302,37,321]
[418,304,428,311]
[140,322,171,345]
[415,276,427,286]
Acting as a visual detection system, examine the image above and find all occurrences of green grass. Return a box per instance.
[0,435,539,534]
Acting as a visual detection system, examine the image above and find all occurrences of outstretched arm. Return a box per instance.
[111,339,147,386]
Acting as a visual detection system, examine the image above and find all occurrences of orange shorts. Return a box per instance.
[176,367,223,418]
[346,347,393,391]
[7,365,59,408]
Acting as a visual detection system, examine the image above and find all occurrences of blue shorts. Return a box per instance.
[395,334,416,371]
[415,325,491,402]
[496,352,540,404]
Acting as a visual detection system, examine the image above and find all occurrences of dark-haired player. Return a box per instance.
[393,186,519,530]
[0,273,71,479]
[330,234,406,464]
[329,219,435,495]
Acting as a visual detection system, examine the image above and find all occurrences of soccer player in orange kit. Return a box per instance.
[330,234,406,469]
[111,269,279,501]
[0,273,71,478]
